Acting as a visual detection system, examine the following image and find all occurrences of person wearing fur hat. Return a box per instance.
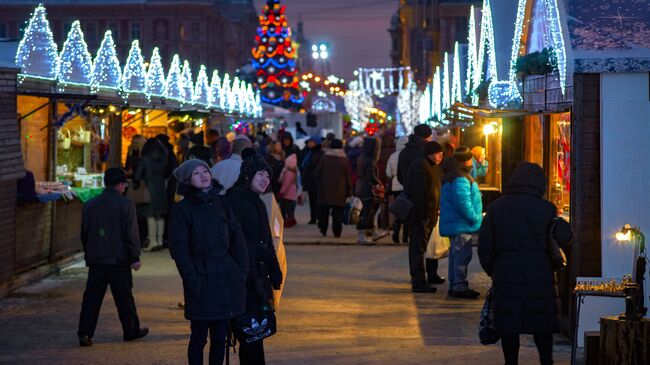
[168,159,249,365]
[439,146,483,299]
[405,142,446,292]
[226,148,283,365]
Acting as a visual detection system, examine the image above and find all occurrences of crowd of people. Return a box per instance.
[77,122,573,365]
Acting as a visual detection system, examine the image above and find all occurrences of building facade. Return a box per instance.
[396,0,480,85]
[0,0,258,74]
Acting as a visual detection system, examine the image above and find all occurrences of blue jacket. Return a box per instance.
[439,176,483,236]
[471,158,488,180]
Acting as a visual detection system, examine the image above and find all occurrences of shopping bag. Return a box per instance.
[343,197,363,225]
[425,224,450,259]
[479,287,500,345]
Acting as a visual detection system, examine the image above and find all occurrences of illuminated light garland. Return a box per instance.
[194,65,210,105]
[165,54,183,100]
[146,47,166,96]
[91,30,121,90]
[121,40,147,95]
[488,80,522,108]
[543,0,567,95]
[228,76,240,113]
[476,0,498,88]
[343,81,372,131]
[181,60,194,103]
[396,73,420,136]
[254,92,262,118]
[432,66,441,122]
[245,83,255,116]
[15,5,58,79]
[509,0,528,83]
[419,85,431,124]
[238,79,248,114]
[442,52,451,110]
[451,42,463,103]
[466,6,478,96]
[210,70,222,109]
[58,20,92,86]
[221,73,232,112]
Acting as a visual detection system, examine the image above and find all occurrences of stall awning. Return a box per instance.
[445,102,539,125]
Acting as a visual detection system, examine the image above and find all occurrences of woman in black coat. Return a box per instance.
[226,148,282,365]
[315,139,351,237]
[478,162,573,365]
[168,159,249,365]
[135,138,169,251]
[355,137,386,243]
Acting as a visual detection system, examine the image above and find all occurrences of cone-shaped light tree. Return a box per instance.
[252,0,302,107]
[91,30,121,90]
[146,47,166,96]
[181,60,194,102]
[210,70,222,108]
[165,54,183,100]
[194,65,210,105]
[58,20,92,85]
[15,5,59,79]
[121,40,147,94]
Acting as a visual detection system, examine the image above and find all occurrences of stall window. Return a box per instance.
[131,22,141,41]
[524,114,544,166]
[549,112,571,220]
[481,118,502,191]
[18,96,50,181]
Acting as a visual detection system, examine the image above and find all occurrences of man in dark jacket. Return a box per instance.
[301,135,324,224]
[397,124,433,187]
[315,139,352,237]
[405,142,445,293]
[77,168,148,347]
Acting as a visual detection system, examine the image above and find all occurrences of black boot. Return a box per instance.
[426,258,445,284]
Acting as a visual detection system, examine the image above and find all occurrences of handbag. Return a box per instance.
[126,180,151,205]
[547,218,567,271]
[231,302,277,344]
[425,224,450,259]
[389,192,414,222]
[343,197,363,225]
[479,287,500,345]
[371,183,385,200]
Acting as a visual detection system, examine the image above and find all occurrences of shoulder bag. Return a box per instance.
[479,287,500,345]
[547,217,567,271]
[126,179,151,205]
[389,191,414,222]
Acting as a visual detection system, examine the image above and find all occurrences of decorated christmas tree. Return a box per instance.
[181,60,194,103]
[252,0,302,108]
[146,47,166,96]
[15,5,59,79]
[194,65,210,105]
[58,20,92,85]
[222,73,233,112]
[210,70,222,108]
[165,54,183,100]
[121,40,147,94]
[92,30,121,90]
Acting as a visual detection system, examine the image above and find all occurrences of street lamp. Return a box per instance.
[312,43,329,59]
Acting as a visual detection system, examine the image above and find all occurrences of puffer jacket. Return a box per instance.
[168,185,249,321]
[385,136,408,192]
[439,158,483,236]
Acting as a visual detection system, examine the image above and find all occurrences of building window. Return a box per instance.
[108,22,119,41]
[191,22,200,41]
[154,19,168,40]
[85,21,97,42]
[131,22,141,41]
[179,23,186,40]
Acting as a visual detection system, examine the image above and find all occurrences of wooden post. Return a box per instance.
[47,98,57,262]
[108,112,123,168]
[599,316,650,365]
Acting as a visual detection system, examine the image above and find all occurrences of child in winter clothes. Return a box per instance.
[279,153,299,227]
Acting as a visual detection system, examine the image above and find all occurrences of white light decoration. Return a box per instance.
[432,66,441,122]
[15,5,59,79]
[254,92,262,118]
[146,47,166,96]
[451,42,463,103]
[165,54,183,100]
[58,20,92,86]
[238,79,248,114]
[221,73,233,112]
[181,60,194,103]
[121,40,147,94]
[245,83,255,116]
[312,97,337,113]
[229,76,240,113]
[419,85,431,124]
[442,52,451,110]
[210,70,222,109]
[466,6,478,96]
[476,0,498,87]
[344,80,373,131]
[194,65,210,105]
[91,30,121,90]
[488,80,522,108]
[396,73,420,136]
[356,67,408,94]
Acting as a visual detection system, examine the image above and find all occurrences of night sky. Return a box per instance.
[253,0,398,80]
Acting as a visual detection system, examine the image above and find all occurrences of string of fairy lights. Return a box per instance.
[415,0,566,127]
[15,5,262,118]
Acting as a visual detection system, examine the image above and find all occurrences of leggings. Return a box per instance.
[501,334,553,365]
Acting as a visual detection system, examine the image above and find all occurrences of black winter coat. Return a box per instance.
[315,149,352,207]
[478,162,573,335]
[405,157,442,225]
[168,186,249,321]
[301,145,323,192]
[397,134,426,186]
[355,138,380,200]
[226,186,283,306]
[135,143,169,217]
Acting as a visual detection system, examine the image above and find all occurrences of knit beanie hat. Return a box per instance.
[413,124,433,139]
[238,148,273,185]
[424,141,443,156]
[104,167,127,187]
[453,146,473,162]
[173,159,211,183]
